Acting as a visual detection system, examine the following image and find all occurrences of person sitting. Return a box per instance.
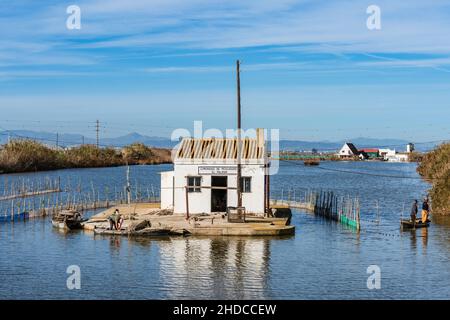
[421,198,430,223]
[410,199,418,227]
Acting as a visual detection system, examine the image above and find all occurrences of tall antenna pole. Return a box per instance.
[236,60,242,209]
[96,119,100,149]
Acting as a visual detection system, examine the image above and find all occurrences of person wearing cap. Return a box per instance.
[421,198,430,223]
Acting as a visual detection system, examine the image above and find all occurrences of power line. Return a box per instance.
[0,127,175,150]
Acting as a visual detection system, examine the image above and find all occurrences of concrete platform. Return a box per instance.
[83,203,295,237]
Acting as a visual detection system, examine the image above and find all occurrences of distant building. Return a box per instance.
[386,153,409,162]
[406,143,415,153]
[379,148,396,160]
[160,129,267,215]
[358,148,379,159]
[383,144,413,162]
[337,143,359,159]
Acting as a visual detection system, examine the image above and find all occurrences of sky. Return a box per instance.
[0,0,450,141]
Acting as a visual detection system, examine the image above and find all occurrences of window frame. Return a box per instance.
[240,176,252,193]
[187,176,202,193]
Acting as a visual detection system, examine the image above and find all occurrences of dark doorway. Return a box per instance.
[211,176,227,212]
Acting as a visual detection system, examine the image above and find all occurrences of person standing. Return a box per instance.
[421,198,430,223]
[410,199,418,227]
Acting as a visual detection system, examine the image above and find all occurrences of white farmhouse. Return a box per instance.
[337,143,359,158]
[160,130,267,215]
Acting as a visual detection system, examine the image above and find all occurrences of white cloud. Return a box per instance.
[2,0,450,73]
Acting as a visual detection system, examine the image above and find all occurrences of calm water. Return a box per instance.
[1,162,449,299]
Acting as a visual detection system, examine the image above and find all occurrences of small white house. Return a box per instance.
[337,143,359,158]
[160,130,267,215]
[386,153,410,162]
[379,148,396,160]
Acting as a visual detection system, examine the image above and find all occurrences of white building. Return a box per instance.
[383,144,413,162]
[160,130,267,215]
[386,153,409,162]
[379,148,396,160]
[337,143,359,158]
[407,143,415,153]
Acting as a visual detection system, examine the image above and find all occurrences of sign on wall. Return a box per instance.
[198,165,237,175]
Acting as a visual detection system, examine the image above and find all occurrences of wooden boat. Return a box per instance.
[304,159,320,166]
[52,210,85,230]
[401,219,430,229]
[94,226,173,237]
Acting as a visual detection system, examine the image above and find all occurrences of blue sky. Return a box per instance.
[0,0,450,141]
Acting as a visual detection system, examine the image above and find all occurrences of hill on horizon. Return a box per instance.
[0,130,439,152]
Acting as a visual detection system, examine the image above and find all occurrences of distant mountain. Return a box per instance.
[278,140,341,152]
[0,130,90,146]
[101,132,175,148]
[0,130,175,148]
[0,130,438,152]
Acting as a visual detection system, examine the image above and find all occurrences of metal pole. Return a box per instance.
[96,119,100,149]
[236,60,243,216]
[185,186,190,220]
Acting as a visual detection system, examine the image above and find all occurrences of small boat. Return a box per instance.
[52,210,85,230]
[304,159,320,166]
[401,219,430,229]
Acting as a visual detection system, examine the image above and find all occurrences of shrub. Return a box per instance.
[417,143,450,215]
[0,139,172,174]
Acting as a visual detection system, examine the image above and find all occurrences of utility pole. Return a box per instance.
[126,165,131,205]
[82,135,85,146]
[236,60,242,210]
[96,119,100,149]
[56,133,59,149]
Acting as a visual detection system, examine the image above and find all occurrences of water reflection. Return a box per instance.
[421,227,428,252]
[109,236,122,251]
[158,237,274,299]
[410,229,417,252]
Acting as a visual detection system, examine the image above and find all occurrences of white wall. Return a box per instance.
[227,165,265,214]
[160,171,174,209]
[387,154,409,162]
[170,164,265,214]
[173,165,212,214]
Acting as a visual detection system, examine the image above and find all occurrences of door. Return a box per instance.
[211,176,227,212]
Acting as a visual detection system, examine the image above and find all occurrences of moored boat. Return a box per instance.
[304,159,320,166]
[52,210,85,230]
[401,219,430,229]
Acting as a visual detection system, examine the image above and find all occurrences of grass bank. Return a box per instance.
[417,143,450,215]
[0,140,172,174]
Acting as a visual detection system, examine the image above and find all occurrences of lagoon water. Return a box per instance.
[1,162,449,299]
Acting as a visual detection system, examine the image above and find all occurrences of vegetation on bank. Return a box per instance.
[417,143,450,215]
[0,140,172,174]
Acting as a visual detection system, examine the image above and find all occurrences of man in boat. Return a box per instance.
[421,197,430,224]
[410,199,418,227]
[108,209,121,230]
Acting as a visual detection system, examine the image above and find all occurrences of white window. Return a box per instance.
[187,176,201,193]
[240,177,251,193]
